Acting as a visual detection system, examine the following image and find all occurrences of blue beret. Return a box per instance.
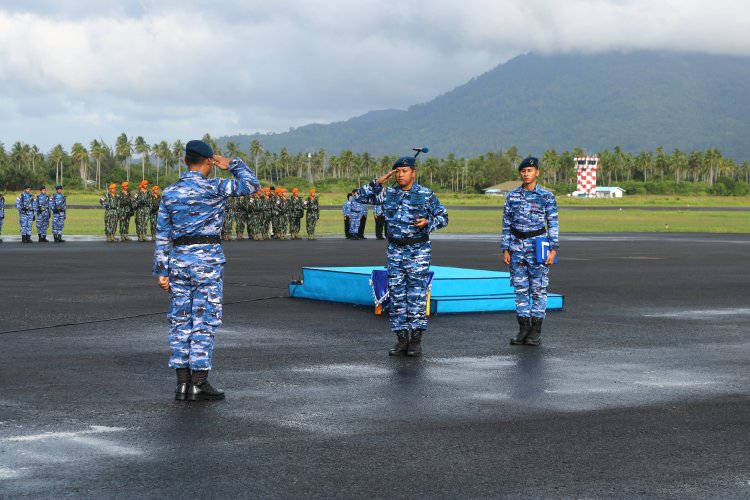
[393,156,416,169]
[56,185,63,190]
[518,156,539,170]
[23,184,31,189]
[185,139,214,159]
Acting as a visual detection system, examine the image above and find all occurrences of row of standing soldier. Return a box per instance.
[99,180,162,242]
[2,185,67,243]
[221,186,320,241]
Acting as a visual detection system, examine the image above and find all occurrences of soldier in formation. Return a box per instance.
[305,188,319,240]
[373,202,386,240]
[353,147,448,357]
[35,186,51,242]
[0,189,4,243]
[134,180,151,242]
[117,181,134,241]
[272,188,289,239]
[235,195,248,240]
[502,156,559,347]
[222,195,237,240]
[100,183,120,242]
[347,190,364,239]
[50,185,67,243]
[288,188,304,240]
[153,139,260,401]
[261,187,272,239]
[16,185,35,243]
[149,185,161,241]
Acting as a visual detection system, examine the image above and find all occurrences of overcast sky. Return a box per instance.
[0,0,748,151]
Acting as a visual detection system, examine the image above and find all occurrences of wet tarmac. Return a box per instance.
[2,233,750,498]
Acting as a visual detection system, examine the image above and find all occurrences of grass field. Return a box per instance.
[3,208,748,236]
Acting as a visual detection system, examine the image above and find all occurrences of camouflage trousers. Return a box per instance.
[235,213,247,238]
[104,210,118,236]
[387,241,431,332]
[223,214,234,238]
[135,208,149,238]
[0,216,3,235]
[119,214,131,236]
[306,213,319,235]
[51,212,65,235]
[150,213,158,239]
[289,216,302,235]
[509,238,549,318]
[19,212,34,236]
[36,211,50,234]
[273,216,288,237]
[167,263,224,371]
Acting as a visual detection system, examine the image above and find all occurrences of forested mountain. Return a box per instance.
[221,51,750,160]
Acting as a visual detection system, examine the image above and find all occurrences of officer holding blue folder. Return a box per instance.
[501,156,559,346]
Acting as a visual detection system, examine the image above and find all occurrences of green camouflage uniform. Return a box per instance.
[306,195,320,239]
[149,191,161,240]
[272,194,289,239]
[117,189,134,241]
[222,196,237,240]
[261,193,273,239]
[246,194,259,240]
[288,194,304,239]
[134,188,151,242]
[99,191,120,242]
[235,195,248,240]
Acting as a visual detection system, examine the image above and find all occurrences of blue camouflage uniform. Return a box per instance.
[35,192,51,236]
[51,190,67,237]
[0,194,5,239]
[348,198,363,235]
[501,183,559,318]
[342,198,352,237]
[153,157,260,371]
[354,178,448,332]
[16,191,35,236]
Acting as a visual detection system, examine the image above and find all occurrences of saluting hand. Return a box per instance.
[212,155,231,171]
[157,276,171,293]
[376,169,397,185]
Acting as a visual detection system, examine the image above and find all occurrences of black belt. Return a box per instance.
[511,227,546,239]
[173,235,221,246]
[387,235,429,246]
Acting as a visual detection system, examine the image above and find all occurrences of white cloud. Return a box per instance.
[0,0,748,150]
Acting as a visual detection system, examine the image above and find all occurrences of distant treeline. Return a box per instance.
[0,134,748,196]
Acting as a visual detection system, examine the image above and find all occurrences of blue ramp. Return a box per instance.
[289,265,564,314]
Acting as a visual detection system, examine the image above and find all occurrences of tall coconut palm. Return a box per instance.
[250,140,262,171]
[172,139,185,175]
[10,141,26,168]
[90,139,108,189]
[225,141,242,160]
[115,133,133,181]
[49,145,68,186]
[134,136,150,181]
[29,145,42,173]
[153,140,170,185]
[71,143,89,189]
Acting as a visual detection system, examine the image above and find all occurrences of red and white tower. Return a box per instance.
[574,156,599,196]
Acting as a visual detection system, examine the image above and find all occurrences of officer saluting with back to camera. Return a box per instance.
[353,147,448,357]
[153,139,260,401]
[501,156,559,346]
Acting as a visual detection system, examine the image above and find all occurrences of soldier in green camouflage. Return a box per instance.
[117,181,134,242]
[272,189,289,239]
[288,188,305,240]
[261,188,273,240]
[305,188,320,240]
[134,179,151,242]
[99,183,120,242]
[235,195,248,240]
[246,191,259,240]
[149,185,161,241]
[222,195,237,240]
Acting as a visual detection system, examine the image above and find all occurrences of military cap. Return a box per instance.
[152,185,159,191]
[122,181,129,187]
[392,156,416,169]
[55,185,63,190]
[108,183,117,189]
[39,186,47,190]
[185,139,214,159]
[518,156,539,170]
[23,184,31,189]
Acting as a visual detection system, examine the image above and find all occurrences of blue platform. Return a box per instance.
[289,265,564,314]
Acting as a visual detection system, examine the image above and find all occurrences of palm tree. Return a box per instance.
[115,133,133,181]
[250,140,263,171]
[90,139,107,189]
[134,136,150,181]
[71,142,89,189]
[10,141,26,168]
[49,145,68,186]
[29,145,42,173]
[226,141,242,160]
[172,139,185,175]
[153,140,170,184]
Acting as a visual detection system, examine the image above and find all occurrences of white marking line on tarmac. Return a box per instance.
[0,467,27,479]
[2,425,128,442]
[644,308,750,318]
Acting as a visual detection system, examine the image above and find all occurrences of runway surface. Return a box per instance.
[2,233,750,498]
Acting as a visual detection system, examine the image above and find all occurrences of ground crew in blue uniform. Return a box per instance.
[501,156,559,346]
[348,193,363,239]
[35,187,51,242]
[373,202,386,240]
[153,140,260,401]
[353,147,448,356]
[16,185,35,243]
[356,192,369,239]
[0,190,5,243]
[51,185,67,243]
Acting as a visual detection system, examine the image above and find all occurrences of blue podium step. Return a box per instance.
[289,265,564,314]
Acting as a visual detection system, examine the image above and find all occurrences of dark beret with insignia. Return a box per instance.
[56,185,63,190]
[518,156,539,170]
[392,156,417,169]
[39,186,47,190]
[185,139,214,159]
[24,184,31,189]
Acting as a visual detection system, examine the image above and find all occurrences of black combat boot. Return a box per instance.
[510,316,531,345]
[388,329,410,356]
[187,370,225,401]
[38,234,44,242]
[57,234,66,243]
[24,235,33,243]
[43,234,50,242]
[175,368,191,401]
[407,329,423,357]
[525,317,544,346]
